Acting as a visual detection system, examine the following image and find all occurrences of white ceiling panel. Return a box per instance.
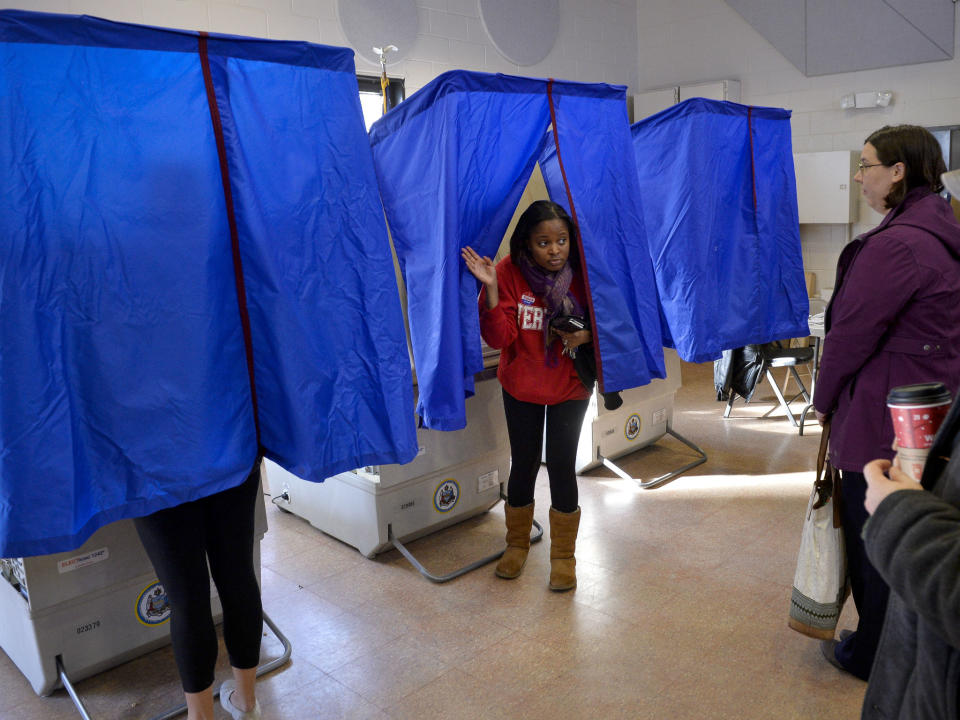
[722,0,954,77]
[724,0,805,72]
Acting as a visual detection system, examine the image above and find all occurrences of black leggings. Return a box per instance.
[134,460,263,693]
[502,389,590,513]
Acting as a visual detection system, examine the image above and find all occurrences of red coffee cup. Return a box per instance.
[887,382,952,450]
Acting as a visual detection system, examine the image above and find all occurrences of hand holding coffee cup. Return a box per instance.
[887,382,952,482]
[864,458,923,515]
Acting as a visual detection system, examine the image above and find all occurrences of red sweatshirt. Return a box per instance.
[479,257,590,405]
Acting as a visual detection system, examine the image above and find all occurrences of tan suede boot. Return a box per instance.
[549,506,581,591]
[495,502,535,579]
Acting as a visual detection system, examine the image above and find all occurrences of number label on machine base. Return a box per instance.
[477,470,499,493]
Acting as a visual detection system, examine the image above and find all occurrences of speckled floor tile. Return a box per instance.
[0,361,867,719]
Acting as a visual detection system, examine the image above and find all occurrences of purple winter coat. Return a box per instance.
[813,187,960,472]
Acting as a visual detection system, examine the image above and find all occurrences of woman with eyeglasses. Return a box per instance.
[812,125,960,680]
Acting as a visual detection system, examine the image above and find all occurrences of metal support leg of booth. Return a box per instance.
[56,611,292,720]
[56,657,93,720]
[598,425,707,490]
[389,496,544,583]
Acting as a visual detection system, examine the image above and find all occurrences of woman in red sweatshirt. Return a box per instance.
[462,201,592,591]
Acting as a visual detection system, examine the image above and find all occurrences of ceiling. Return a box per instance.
[723,0,955,76]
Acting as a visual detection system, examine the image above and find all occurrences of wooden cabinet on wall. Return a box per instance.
[793,151,859,224]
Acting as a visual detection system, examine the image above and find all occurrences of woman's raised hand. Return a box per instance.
[462,246,499,309]
[461,246,496,286]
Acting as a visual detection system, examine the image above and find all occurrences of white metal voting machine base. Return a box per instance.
[575,349,707,488]
[265,364,543,583]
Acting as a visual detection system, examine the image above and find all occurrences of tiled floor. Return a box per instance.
[1,361,867,719]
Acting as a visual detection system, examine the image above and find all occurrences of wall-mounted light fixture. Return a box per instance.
[840,91,893,109]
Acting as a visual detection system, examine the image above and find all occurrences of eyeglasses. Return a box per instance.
[857,161,887,172]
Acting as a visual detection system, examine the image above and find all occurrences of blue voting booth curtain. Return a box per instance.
[538,86,665,393]
[631,98,809,363]
[0,10,417,557]
[370,70,665,431]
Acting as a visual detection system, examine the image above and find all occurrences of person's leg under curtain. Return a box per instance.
[203,459,264,713]
[134,500,218,719]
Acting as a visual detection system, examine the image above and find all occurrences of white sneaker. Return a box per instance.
[219,678,262,720]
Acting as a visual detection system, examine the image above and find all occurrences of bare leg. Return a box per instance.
[184,686,215,720]
[228,666,257,713]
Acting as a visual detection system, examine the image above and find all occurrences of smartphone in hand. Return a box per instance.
[550,315,587,333]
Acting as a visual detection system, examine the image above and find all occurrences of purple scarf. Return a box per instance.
[517,255,584,366]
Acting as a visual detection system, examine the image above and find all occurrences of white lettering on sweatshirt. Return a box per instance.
[518,304,543,331]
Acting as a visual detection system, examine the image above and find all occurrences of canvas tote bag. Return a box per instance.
[788,420,848,639]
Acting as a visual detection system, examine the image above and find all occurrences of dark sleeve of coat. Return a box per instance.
[864,488,960,648]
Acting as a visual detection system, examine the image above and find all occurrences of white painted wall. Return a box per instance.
[636,0,960,296]
[6,0,639,95]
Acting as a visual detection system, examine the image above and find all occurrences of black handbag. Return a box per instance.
[551,315,623,411]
